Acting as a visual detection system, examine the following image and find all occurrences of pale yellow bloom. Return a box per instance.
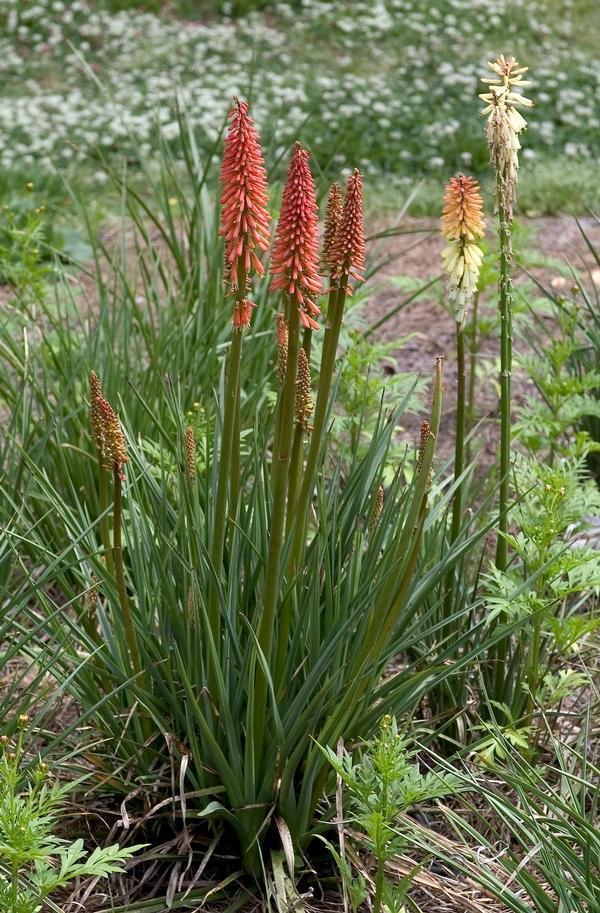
[479,56,533,218]
[442,241,484,329]
[441,175,485,329]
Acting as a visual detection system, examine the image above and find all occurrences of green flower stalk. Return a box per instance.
[90,371,114,578]
[254,142,322,765]
[287,171,366,578]
[209,97,271,654]
[440,175,485,622]
[89,372,147,709]
[285,347,314,537]
[480,56,532,571]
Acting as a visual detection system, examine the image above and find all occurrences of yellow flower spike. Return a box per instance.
[441,175,485,329]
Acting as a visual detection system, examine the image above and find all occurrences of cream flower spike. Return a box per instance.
[441,175,485,330]
[479,55,533,218]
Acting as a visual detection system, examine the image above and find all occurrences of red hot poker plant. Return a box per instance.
[209,98,271,654]
[89,372,147,714]
[283,169,366,675]
[253,142,322,763]
[270,142,322,330]
[219,97,271,296]
[330,168,365,289]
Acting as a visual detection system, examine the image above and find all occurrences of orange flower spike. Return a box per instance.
[219,98,271,285]
[330,169,365,286]
[441,175,485,329]
[441,175,485,242]
[322,182,342,270]
[270,142,322,330]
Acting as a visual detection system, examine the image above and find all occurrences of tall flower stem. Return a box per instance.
[275,281,348,696]
[443,323,466,623]
[496,202,512,572]
[439,173,485,626]
[284,326,314,530]
[253,300,301,761]
[287,277,348,575]
[113,472,142,681]
[286,426,306,538]
[284,169,364,579]
[208,264,246,654]
[229,385,241,535]
[98,464,114,578]
[465,291,480,465]
[493,202,514,699]
[113,471,152,742]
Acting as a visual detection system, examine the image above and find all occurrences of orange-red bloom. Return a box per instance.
[441,174,485,242]
[270,143,322,330]
[219,98,271,287]
[330,169,365,286]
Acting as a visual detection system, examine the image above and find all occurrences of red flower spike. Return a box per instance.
[270,142,322,329]
[331,169,365,286]
[219,98,271,287]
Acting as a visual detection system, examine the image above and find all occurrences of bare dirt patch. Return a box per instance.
[370,215,600,461]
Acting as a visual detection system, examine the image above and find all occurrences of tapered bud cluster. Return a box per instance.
[368,484,384,536]
[271,143,322,330]
[89,371,128,480]
[276,313,288,384]
[322,182,342,270]
[329,169,365,289]
[219,98,271,322]
[441,175,485,329]
[295,348,313,430]
[83,574,100,617]
[479,55,533,218]
[185,427,196,482]
[416,420,431,476]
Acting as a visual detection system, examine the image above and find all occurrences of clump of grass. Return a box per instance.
[1,99,486,890]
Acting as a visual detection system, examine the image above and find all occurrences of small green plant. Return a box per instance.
[0,716,141,913]
[321,716,460,913]
[482,285,600,721]
[428,722,600,913]
[0,195,50,298]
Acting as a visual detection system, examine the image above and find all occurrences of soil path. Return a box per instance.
[370,215,600,461]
